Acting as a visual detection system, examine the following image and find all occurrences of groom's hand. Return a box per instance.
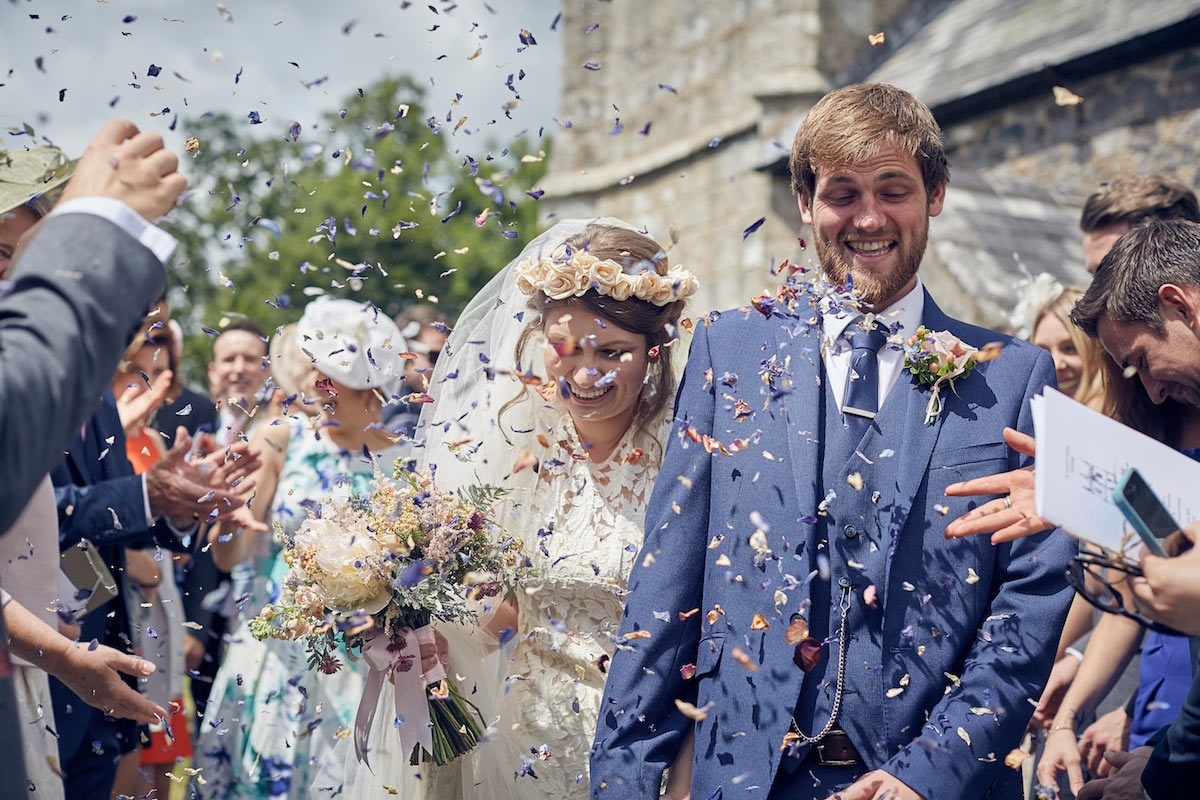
[828,769,923,800]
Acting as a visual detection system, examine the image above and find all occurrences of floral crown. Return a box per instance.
[514,243,698,307]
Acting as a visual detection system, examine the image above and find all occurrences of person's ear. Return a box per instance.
[797,192,813,225]
[1158,283,1199,327]
[927,181,947,218]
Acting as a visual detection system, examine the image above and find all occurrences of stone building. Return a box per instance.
[541,0,1200,329]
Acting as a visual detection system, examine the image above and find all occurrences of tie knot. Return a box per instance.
[846,323,888,354]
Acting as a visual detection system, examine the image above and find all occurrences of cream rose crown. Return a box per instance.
[514,244,698,306]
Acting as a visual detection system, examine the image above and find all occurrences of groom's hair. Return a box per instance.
[1072,219,1200,337]
[789,82,949,202]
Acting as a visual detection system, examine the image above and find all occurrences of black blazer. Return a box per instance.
[49,391,190,760]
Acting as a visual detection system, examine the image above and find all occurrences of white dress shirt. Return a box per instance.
[49,196,177,264]
[821,276,925,413]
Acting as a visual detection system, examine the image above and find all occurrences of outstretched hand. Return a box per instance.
[53,640,167,725]
[943,428,1053,543]
[145,428,265,529]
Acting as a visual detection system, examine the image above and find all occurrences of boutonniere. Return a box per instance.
[904,326,1003,424]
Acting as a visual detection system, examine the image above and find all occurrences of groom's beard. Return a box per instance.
[815,215,930,308]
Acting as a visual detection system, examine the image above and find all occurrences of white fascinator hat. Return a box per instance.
[295,297,407,399]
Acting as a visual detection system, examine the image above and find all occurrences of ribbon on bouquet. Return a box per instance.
[353,625,447,769]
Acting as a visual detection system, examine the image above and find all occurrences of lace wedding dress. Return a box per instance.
[462,415,665,798]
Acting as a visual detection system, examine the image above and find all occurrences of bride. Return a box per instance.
[326,219,698,799]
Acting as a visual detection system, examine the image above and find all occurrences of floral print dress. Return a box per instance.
[194,418,405,799]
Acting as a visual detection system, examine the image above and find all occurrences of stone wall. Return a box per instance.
[944,45,1200,198]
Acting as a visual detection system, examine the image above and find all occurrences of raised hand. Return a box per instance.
[145,428,260,527]
[944,428,1052,543]
[1131,523,1200,634]
[57,119,187,221]
[115,369,173,435]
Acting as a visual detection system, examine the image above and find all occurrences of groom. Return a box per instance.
[590,83,1075,800]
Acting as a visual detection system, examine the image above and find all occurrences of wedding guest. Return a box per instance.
[0,118,183,529]
[107,318,194,800]
[194,298,408,800]
[1081,176,1199,273]
[1070,219,1200,799]
[209,319,269,445]
[948,219,1200,798]
[155,318,218,448]
[0,126,183,797]
[1028,184,1200,795]
[383,304,447,438]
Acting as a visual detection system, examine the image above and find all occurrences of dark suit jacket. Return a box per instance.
[1142,637,1200,798]
[0,212,165,530]
[49,391,190,761]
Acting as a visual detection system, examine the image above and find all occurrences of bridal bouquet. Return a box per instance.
[248,467,528,768]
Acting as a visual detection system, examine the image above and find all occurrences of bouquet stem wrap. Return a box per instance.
[353,625,484,769]
[354,626,444,768]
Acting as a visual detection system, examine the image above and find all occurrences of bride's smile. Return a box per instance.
[542,301,649,442]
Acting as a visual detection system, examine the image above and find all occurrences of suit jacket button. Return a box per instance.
[844,524,858,538]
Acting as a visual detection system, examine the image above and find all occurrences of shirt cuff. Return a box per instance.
[50,197,177,264]
[142,473,154,526]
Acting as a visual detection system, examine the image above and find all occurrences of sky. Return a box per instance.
[1,0,564,158]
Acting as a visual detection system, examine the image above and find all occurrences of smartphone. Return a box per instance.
[1113,468,1177,558]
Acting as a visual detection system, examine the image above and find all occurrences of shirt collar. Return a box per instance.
[822,275,926,346]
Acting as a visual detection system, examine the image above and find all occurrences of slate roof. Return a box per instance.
[867,0,1200,114]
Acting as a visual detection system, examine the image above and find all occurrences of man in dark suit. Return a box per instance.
[0,119,187,797]
[51,390,260,797]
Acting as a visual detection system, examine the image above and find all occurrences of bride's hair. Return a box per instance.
[502,224,686,455]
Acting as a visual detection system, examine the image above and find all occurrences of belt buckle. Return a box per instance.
[815,729,859,767]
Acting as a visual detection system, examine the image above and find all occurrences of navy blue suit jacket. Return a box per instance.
[49,391,189,760]
[591,291,1075,800]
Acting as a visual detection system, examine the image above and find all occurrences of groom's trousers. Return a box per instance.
[766,757,865,800]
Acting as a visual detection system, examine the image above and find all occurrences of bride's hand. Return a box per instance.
[420,630,449,674]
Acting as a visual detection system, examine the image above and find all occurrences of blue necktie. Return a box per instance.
[841,322,889,440]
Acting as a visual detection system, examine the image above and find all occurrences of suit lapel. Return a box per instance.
[774,317,823,537]
[883,290,951,586]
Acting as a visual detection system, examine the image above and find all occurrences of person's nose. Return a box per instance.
[1141,374,1168,405]
[572,364,598,388]
[853,196,887,232]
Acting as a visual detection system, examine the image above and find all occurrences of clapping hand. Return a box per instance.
[145,427,265,530]
[943,428,1053,543]
[115,369,174,435]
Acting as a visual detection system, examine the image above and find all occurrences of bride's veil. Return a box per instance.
[409,217,648,797]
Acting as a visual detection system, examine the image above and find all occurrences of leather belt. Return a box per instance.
[813,729,863,767]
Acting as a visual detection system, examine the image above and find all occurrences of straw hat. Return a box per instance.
[0,144,74,215]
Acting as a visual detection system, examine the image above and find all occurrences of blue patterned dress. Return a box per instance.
[194,418,404,799]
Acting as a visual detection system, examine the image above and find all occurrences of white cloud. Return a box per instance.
[0,0,563,157]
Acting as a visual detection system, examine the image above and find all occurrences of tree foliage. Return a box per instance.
[162,75,547,373]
